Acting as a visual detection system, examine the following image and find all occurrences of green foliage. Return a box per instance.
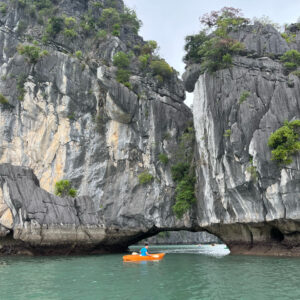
[224,129,231,137]
[150,60,173,81]
[292,70,300,78]
[280,50,300,72]
[112,23,121,36]
[183,7,247,71]
[172,175,196,219]
[54,180,77,198]
[138,54,150,69]
[115,69,129,83]
[116,69,131,87]
[104,0,119,8]
[17,44,48,63]
[97,29,107,39]
[68,188,77,198]
[184,31,208,64]
[113,51,130,68]
[63,28,77,39]
[41,35,48,43]
[138,171,154,185]
[171,162,190,182]
[16,20,27,35]
[99,8,120,30]
[239,90,250,104]
[75,50,82,59]
[158,153,169,164]
[0,93,9,105]
[281,32,296,44]
[171,123,196,219]
[141,40,158,55]
[268,120,300,164]
[32,0,53,10]
[46,16,64,37]
[283,62,297,71]
[246,165,258,182]
[17,74,27,101]
[64,16,76,27]
[0,3,7,14]
[175,124,195,163]
[113,52,132,87]
[17,0,26,8]
[222,53,232,66]
[198,37,244,73]
[200,7,249,33]
[120,7,142,34]
[92,2,103,8]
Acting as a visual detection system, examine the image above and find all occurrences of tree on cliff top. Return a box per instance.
[183,7,248,70]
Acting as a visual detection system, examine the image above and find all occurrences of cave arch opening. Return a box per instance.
[270,227,284,243]
[127,229,224,248]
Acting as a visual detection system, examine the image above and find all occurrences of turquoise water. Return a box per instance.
[0,244,299,300]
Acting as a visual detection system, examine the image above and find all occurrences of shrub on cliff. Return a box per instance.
[113,51,130,69]
[171,123,196,219]
[141,40,158,55]
[0,3,7,14]
[184,31,209,64]
[150,60,173,81]
[172,176,196,219]
[46,16,64,37]
[55,180,77,198]
[280,50,300,71]
[268,120,300,164]
[120,7,142,34]
[138,172,154,184]
[183,7,248,72]
[99,8,120,31]
[0,93,9,105]
[17,44,48,63]
[113,52,132,87]
[158,153,169,164]
[239,90,250,104]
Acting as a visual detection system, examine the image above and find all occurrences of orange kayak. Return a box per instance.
[123,253,165,262]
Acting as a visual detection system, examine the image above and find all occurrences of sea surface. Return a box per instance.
[0,244,299,300]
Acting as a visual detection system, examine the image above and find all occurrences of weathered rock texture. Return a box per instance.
[0,0,194,254]
[3,0,300,257]
[186,22,300,256]
[139,231,220,245]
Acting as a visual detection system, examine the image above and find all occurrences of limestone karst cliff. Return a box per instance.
[2,2,300,257]
[0,0,193,254]
[184,16,300,255]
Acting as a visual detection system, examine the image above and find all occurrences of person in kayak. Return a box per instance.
[140,242,151,256]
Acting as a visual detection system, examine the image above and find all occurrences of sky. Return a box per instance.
[124,0,300,106]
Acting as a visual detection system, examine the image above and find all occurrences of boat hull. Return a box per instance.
[123,253,165,262]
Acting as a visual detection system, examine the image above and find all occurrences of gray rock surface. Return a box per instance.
[0,0,194,254]
[2,1,300,256]
[187,23,300,256]
[229,23,289,57]
[139,231,220,245]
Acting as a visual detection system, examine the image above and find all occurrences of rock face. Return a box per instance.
[187,23,300,256]
[139,231,220,245]
[3,1,300,257]
[0,164,105,254]
[0,0,194,254]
